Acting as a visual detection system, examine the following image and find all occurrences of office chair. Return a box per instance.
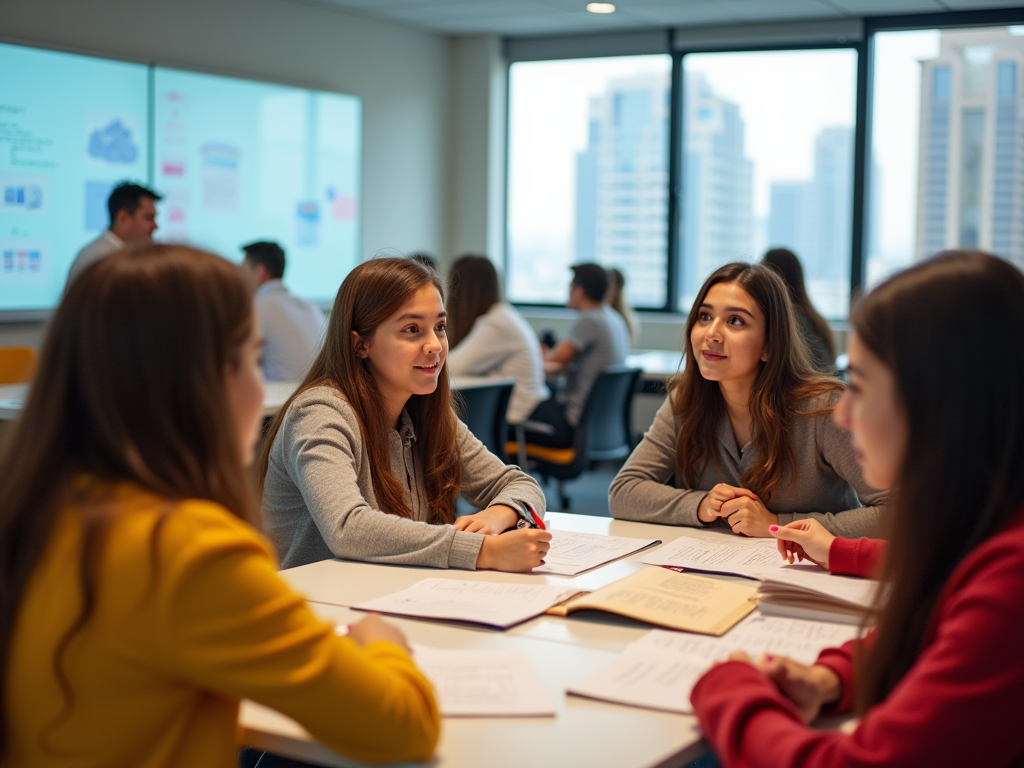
[456,380,514,460]
[0,346,37,385]
[511,366,642,510]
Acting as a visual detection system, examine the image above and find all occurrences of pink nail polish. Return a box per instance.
[766,655,774,662]
[769,525,779,532]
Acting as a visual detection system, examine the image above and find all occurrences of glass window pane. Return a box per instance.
[868,27,1024,287]
[507,55,671,307]
[678,50,858,318]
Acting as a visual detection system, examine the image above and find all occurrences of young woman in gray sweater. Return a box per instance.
[609,262,885,539]
[258,257,550,571]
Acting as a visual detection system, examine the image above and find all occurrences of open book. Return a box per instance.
[641,534,879,623]
[545,567,757,636]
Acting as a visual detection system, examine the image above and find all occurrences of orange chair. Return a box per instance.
[0,346,38,385]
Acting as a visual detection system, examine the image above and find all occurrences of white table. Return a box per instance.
[0,383,27,421]
[241,514,785,767]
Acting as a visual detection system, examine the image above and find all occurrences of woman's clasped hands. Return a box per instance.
[697,483,778,536]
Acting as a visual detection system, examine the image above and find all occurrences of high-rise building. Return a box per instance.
[574,73,670,307]
[679,72,754,308]
[916,29,1024,266]
[765,126,853,315]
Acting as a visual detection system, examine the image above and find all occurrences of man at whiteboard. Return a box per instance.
[242,240,326,382]
[65,182,162,290]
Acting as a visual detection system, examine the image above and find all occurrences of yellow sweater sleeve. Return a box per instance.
[154,502,440,764]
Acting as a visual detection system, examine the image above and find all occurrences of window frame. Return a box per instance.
[503,7,1024,318]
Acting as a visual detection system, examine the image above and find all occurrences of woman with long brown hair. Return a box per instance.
[259,256,550,571]
[609,262,884,538]
[690,250,1024,767]
[0,246,439,767]
[446,254,550,424]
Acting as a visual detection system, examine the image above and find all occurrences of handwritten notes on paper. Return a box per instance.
[412,644,556,717]
[568,614,862,714]
[352,579,584,629]
[533,530,661,576]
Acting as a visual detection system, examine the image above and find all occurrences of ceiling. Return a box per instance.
[297,0,1024,37]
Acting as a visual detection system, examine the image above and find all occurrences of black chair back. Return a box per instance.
[577,366,643,461]
[457,381,514,458]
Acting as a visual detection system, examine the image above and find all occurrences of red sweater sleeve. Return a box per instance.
[690,529,1024,768]
[828,537,885,578]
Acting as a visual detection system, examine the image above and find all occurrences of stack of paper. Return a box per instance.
[641,534,880,622]
[352,579,584,629]
[533,530,661,576]
[411,644,556,717]
[568,615,862,714]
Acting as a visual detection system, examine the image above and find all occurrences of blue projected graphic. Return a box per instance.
[0,41,362,313]
[87,119,138,164]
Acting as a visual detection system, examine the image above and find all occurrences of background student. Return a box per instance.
[446,253,550,424]
[525,263,631,449]
[0,246,439,768]
[241,240,325,382]
[65,181,161,290]
[259,257,550,572]
[609,262,885,538]
[606,267,640,347]
[691,250,1024,767]
[762,248,836,372]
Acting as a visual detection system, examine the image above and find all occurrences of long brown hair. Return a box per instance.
[446,254,501,348]
[762,248,837,361]
[258,257,462,524]
[672,262,842,500]
[853,251,1024,713]
[0,245,258,754]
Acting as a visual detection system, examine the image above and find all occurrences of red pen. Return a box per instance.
[526,503,546,530]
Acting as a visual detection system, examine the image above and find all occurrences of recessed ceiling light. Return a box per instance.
[586,2,616,13]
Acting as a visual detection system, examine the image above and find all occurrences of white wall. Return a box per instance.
[0,0,455,344]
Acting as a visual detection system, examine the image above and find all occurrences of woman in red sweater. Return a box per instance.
[690,250,1024,768]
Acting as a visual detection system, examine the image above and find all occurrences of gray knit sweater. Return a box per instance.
[609,391,887,538]
[262,386,547,569]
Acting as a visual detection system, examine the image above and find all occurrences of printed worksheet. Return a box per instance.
[533,530,661,576]
[412,644,556,717]
[568,614,862,714]
[640,535,798,577]
[352,579,584,629]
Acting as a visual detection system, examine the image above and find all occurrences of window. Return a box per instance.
[678,50,858,317]
[507,55,671,308]
[867,26,1024,288]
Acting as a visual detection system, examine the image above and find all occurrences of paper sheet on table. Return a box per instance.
[568,614,862,714]
[533,530,662,576]
[411,644,556,717]
[352,579,584,629]
[640,534,799,577]
[548,567,757,636]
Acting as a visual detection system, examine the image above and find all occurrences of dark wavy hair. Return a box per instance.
[671,262,842,500]
[853,250,1024,713]
[258,257,462,524]
[0,245,257,754]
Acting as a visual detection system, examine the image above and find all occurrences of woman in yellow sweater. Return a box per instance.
[0,246,440,768]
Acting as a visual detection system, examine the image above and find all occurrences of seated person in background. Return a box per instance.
[1,245,439,768]
[446,254,550,424]
[525,263,630,448]
[65,182,161,289]
[762,247,836,372]
[609,262,885,538]
[606,267,640,348]
[691,250,1024,768]
[259,257,550,572]
[242,240,325,382]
